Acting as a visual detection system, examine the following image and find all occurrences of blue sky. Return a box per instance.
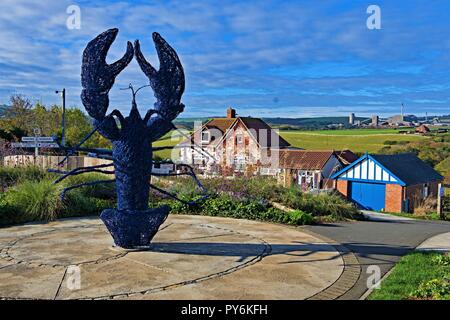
[0,0,449,118]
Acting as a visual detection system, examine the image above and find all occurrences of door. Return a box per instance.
[350,182,386,211]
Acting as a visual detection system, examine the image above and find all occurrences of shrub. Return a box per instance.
[410,277,450,300]
[0,166,51,189]
[432,253,450,266]
[63,173,115,199]
[288,210,314,225]
[153,176,359,221]
[0,192,21,225]
[0,173,116,226]
[268,187,359,219]
[413,197,437,216]
[3,179,63,222]
[154,193,316,226]
[62,189,114,217]
[384,140,398,145]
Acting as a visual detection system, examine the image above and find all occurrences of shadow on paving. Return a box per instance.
[144,242,343,263]
[143,241,413,265]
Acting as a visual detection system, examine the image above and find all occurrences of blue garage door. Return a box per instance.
[350,182,386,211]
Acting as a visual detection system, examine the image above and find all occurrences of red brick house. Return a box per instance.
[332,153,443,213]
[180,108,290,173]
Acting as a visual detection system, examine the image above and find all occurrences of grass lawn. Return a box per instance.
[368,251,450,300]
[383,211,449,221]
[152,131,184,160]
[280,130,428,153]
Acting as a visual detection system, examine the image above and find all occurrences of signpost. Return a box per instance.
[11,134,59,156]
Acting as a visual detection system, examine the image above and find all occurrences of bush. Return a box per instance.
[410,277,450,300]
[62,189,114,217]
[153,193,316,226]
[63,173,115,199]
[0,173,116,226]
[3,179,63,222]
[432,253,450,266]
[384,140,398,145]
[0,166,51,189]
[268,187,359,219]
[152,176,359,221]
[288,210,314,225]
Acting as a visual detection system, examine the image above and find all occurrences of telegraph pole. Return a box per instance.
[55,88,66,147]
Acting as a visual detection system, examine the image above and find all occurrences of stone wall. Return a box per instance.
[3,155,111,170]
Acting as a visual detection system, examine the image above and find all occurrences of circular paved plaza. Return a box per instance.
[0,215,344,299]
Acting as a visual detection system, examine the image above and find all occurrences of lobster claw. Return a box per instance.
[81,28,133,120]
[134,32,185,121]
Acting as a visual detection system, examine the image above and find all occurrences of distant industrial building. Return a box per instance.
[349,113,355,125]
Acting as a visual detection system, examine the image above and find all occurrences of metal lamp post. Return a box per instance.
[55,88,66,147]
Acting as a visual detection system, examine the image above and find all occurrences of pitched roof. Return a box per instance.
[204,118,237,134]
[335,150,358,165]
[180,118,236,145]
[184,115,290,148]
[278,150,334,170]
[370,153,443,185]
[239,117,290,148]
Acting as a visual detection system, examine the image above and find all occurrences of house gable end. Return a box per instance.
[332,153,406,186]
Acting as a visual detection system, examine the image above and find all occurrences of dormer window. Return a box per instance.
[201,131,210,143]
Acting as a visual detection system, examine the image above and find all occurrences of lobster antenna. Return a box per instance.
[120,83,152,106]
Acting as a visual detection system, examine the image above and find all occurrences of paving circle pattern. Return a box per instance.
[0,215,344,300]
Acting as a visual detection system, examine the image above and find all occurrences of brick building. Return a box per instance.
[179,107,290,173]
[267,149,358,191]
[332,153,443,213]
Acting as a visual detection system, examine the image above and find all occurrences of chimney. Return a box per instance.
[227,107,236,118]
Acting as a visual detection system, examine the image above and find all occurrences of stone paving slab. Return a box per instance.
[0,215,344,300]
[416,231,450,252]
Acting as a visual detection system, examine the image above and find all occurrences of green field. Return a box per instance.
[285,128,403,135]
[152,128,429,159]
[153,131,184,160]
[279,130,428,153]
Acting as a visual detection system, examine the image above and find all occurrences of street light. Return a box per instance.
[55,88,66,147]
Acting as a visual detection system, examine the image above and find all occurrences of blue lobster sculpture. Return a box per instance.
[52,28,206,249]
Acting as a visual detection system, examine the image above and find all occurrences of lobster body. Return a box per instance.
[112,108,152,212]
[80,28,185,248]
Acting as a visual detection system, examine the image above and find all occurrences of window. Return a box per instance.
[298,170,319,190]
[236,134,243,144]
[423,183,429,198]
[201,131,210,143]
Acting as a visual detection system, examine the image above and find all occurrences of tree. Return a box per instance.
[6,95,33,129]
[0,94,112,149]
[0,95,34,139]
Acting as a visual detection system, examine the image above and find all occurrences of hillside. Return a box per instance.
[0,104,8,117]
[173,116,364,130]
